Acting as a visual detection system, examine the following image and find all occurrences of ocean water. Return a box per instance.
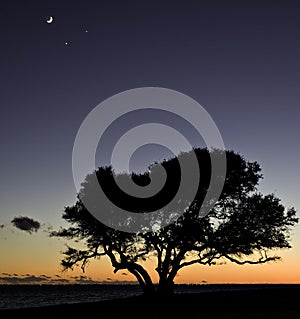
[0,284,142,310]
[0,284,298,310]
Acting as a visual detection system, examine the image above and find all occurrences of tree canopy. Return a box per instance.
[52,148,298,295]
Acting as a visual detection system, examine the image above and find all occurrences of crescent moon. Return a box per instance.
[46,16,53,24]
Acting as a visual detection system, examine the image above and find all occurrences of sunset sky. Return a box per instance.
[0,0,299,284]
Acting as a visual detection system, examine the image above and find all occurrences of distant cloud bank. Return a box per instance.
[0,273,136,285]
[0,274,69,284]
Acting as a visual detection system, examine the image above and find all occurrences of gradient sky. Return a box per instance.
[0,0,299,284]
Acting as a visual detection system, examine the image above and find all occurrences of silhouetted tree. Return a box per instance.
[52,148,298,296]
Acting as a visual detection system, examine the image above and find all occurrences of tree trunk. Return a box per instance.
[157,277,175,296]
[128,263,156,296]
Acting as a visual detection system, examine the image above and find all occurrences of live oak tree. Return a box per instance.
[52,148,298,295]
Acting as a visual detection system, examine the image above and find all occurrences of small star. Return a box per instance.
[85,30,88,33]
[65,41,69,46]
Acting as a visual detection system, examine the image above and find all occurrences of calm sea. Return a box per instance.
[0,284,297,310]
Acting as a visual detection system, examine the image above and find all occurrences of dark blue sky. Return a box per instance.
[0,0,299,238]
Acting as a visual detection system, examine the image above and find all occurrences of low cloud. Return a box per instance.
[11,216,41,234]
[0,273,70,284]
[51,278,70,284]
[0,273,136,285]
[73,275,100,284]
[68,275,103,284]
[0,274,45,284]
[102,279,136,284]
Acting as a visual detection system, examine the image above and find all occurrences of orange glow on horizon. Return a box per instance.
[1,228,300,285]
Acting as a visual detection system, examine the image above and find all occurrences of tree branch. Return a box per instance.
[224,254,281,265]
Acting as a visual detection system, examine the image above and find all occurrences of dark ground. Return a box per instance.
[1,285,299,319]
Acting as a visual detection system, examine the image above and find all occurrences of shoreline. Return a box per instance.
[1,285,299,319]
